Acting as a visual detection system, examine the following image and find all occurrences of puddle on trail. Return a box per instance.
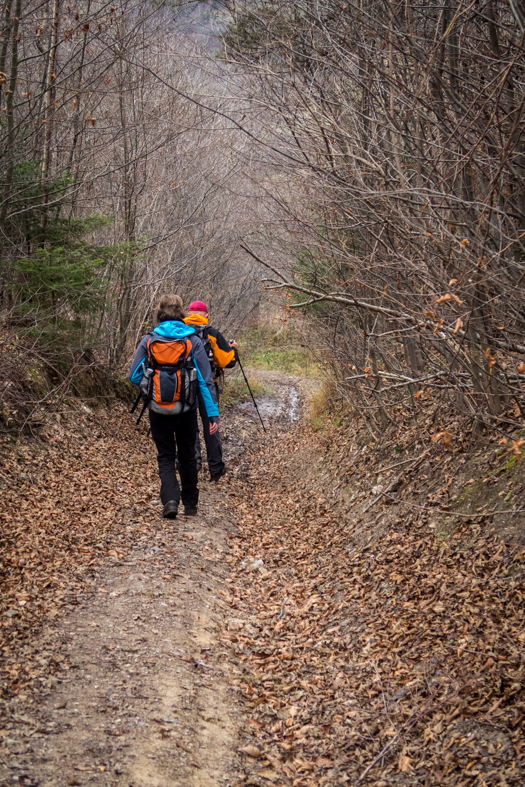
[238,385,300,422]
[289,386,300,421]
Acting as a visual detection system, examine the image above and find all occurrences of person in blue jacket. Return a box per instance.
[129,294,219,519]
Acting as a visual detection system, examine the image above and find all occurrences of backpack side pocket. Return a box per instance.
[139,365,154,401]
[186,365,198,407]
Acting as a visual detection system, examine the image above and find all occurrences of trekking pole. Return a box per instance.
[231,342,266,432]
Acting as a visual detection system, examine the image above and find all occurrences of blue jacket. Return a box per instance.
[129,321,219,420]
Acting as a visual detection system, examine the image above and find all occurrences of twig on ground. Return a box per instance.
[357,714,419,782]
[363,449,431,513]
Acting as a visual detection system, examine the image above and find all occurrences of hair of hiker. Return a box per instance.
[156,295,186,324]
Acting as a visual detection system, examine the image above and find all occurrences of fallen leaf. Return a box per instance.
[315,756,333,766]
[398,753,413,772]
[511,439,525,461]
[432,431,453,447]
[257,769,279,781]
[239,744,263,759]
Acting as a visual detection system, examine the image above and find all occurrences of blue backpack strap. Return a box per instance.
[178,338,190,410]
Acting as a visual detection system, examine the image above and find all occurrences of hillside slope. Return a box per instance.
[220,373,525,787]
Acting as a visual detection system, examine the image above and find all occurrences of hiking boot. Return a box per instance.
[210,467,227,483]
[184,506,198,517]
[162,500,179,519]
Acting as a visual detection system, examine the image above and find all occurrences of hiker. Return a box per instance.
[184,300,238,482]
[129,294,219,519]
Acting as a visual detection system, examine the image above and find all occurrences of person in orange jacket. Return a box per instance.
[184,301,238,481]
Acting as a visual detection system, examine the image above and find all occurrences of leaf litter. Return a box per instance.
[0,402,159,697]
[220,381,525,787]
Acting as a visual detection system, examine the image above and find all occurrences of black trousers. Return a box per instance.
[196,389,225,477]
[149,408,199,508]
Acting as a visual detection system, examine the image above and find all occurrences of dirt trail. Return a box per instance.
[0,372,302,787]
[1,494,243,787]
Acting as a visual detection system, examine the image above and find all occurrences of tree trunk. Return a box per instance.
[40,0,61,235]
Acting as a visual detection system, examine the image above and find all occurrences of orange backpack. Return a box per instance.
[134,336,197,421]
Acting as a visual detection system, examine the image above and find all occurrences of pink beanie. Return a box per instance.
[188,300,208,313]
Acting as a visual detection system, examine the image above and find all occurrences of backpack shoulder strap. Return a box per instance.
[193,324,209,343]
